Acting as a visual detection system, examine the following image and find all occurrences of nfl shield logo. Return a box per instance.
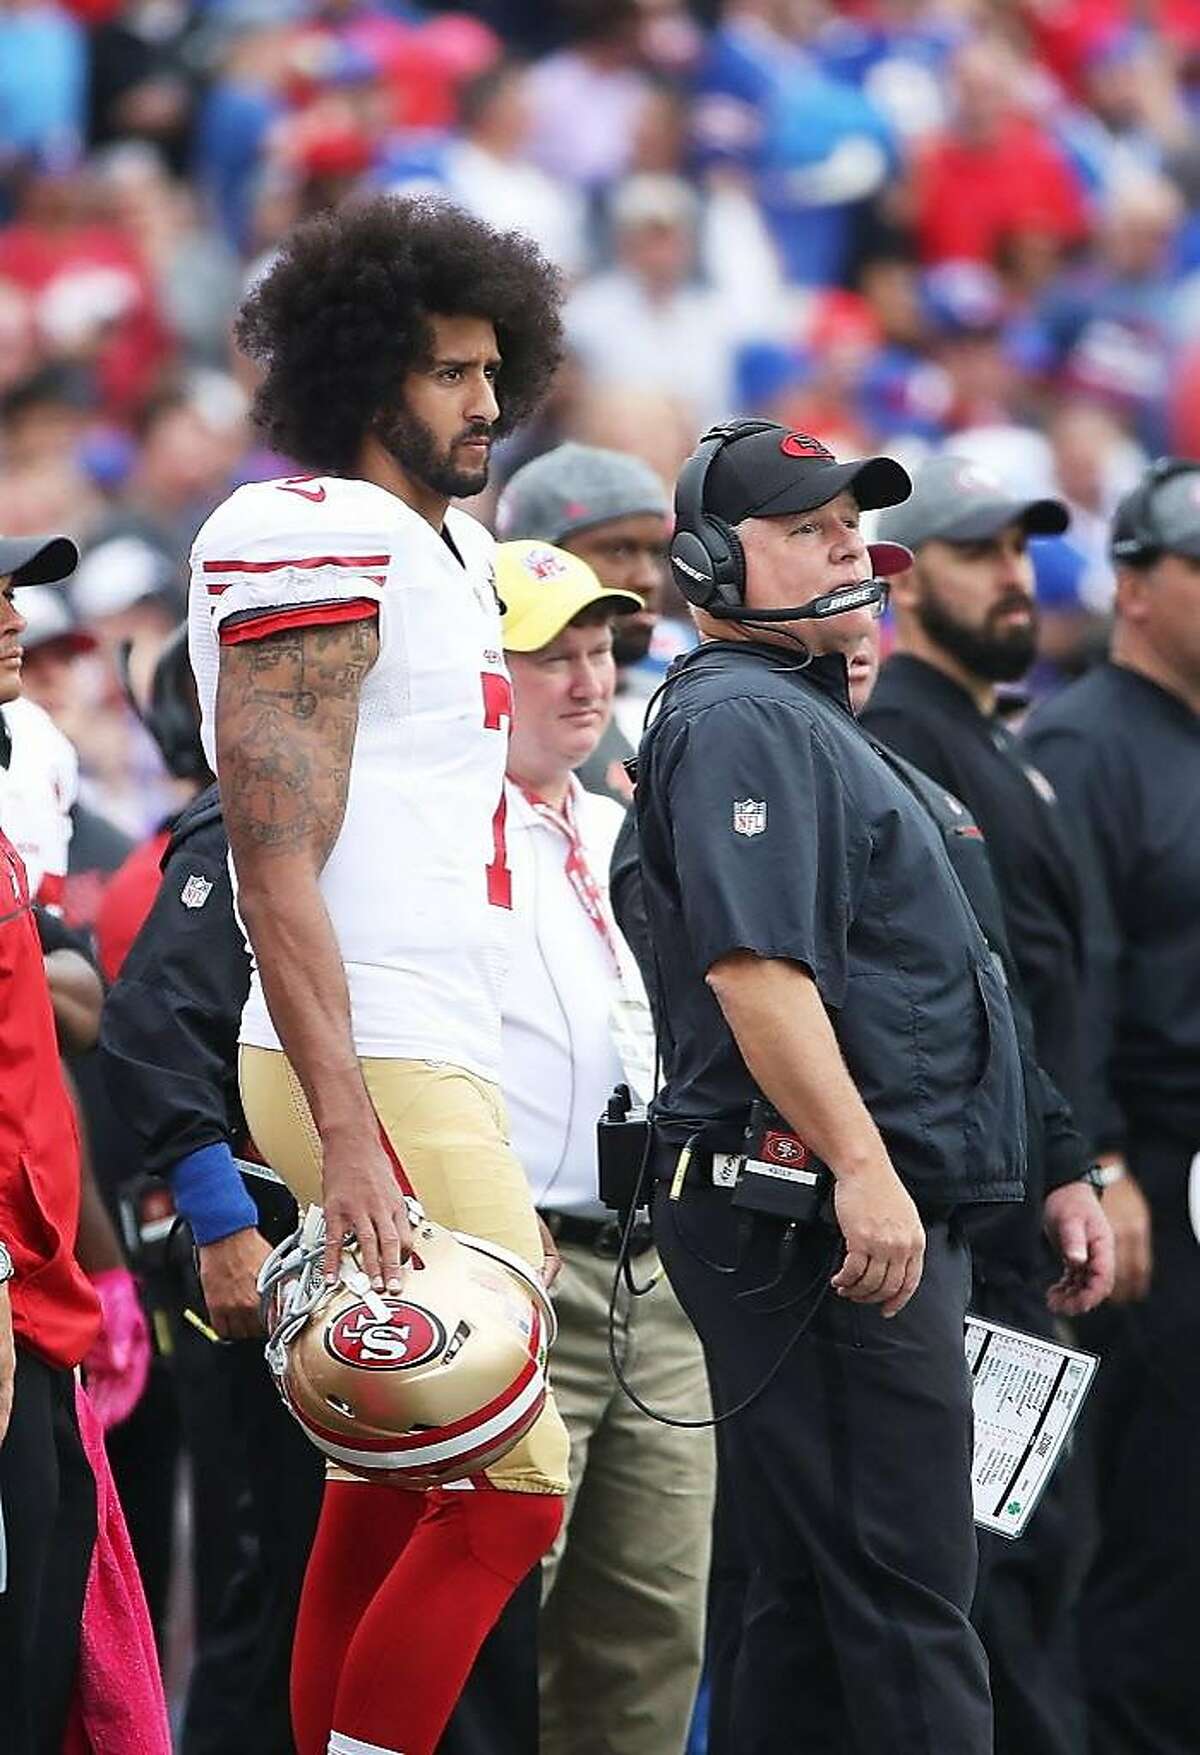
[732,799,766,838]
[180,873,213,910]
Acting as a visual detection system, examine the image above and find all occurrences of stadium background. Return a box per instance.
[2,0,1197,1733]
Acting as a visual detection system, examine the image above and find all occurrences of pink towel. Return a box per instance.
[63,1384,172,1755]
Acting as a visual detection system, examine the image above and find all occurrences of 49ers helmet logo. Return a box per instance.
[325,1299,447,1371]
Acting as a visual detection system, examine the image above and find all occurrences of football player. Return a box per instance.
[188,196,570,1755]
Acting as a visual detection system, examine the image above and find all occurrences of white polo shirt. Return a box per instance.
[501,777,649,1219]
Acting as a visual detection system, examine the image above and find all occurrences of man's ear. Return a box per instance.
[1112,564,1150,627]
[887,563,921,615]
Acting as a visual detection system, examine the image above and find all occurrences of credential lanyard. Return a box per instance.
[520,786,621,975]
[520,784,656,1100]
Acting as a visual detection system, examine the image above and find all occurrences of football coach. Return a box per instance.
[632,421,1027,1754]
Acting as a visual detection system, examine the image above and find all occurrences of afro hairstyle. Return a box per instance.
[236,195,564,475]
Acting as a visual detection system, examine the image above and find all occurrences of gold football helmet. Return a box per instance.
[257,1199,556,1488]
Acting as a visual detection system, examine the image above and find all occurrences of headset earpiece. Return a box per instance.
[1111,457,1197,565]
[669,419,779,611]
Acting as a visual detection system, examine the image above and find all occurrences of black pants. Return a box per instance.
[0,1348,97,1755]
[655,1183,990,1755]
[971,1275,1089,1755]
[1079,1133,1200,1755]
[106,1311,248,1654]
[181,1335,325,1755]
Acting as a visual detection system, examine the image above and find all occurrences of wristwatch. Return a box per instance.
[1084,1162,1126,1199]
[0,1240,13,1286]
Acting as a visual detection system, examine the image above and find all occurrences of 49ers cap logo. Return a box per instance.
[325,1299,446,1371]
[779,433,834,460]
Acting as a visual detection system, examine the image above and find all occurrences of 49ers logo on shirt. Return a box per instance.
[324,1299,446,1371]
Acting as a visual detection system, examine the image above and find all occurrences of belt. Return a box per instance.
[538,1209,656,1259]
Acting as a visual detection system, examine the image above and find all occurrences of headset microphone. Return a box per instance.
[668,419,912,619]
[706,578,889,624]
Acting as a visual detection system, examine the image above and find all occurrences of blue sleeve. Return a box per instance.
[168,1143,258,1247]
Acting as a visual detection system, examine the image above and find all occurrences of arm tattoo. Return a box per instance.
[216,618,377,863]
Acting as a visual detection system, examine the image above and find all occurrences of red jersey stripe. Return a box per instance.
[202,554,390,574]
[218,599,380,646]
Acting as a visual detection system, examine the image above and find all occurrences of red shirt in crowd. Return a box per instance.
[94,827,172,986]
[914,116,1088,266]
[0,827,101,1370]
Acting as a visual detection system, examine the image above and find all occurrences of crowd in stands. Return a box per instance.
[1,0,1198,859]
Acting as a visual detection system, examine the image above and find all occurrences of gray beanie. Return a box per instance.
[496,443,669,545]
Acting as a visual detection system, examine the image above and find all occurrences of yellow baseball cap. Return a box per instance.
[497,540,644,654]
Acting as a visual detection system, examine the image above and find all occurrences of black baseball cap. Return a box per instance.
[704,427,911,525]
[1110,462,1200,562]
[877,456,1069,550]
[0,534,80,588]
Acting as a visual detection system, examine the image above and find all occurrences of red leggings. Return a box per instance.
[291,1478,562,1755]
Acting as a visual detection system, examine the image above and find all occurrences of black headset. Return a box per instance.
[1110,456,1200,565]
[669,419,888,626]
[669,419,775,611]
[118,624,212,785]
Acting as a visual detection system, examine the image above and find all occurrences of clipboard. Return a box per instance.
[966,1315,1098,1540]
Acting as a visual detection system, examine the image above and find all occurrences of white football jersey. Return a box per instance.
[189,474,513,1082]
[0,697,77,908]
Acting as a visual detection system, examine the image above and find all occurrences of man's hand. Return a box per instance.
[831,1164,926,1319]
[199,1228,274,1340]
[0,1283,14,1449]
[44,947,103,1054]
[1102,1165,1153,1303]
[537,1215,563,1292]
[1043,1181,1115,1316]
[321,1131,413,1291]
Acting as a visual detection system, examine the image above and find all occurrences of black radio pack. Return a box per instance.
[597,1083,652,1215]
[730,1100,833,1225]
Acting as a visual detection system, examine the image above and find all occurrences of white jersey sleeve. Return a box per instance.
[190,476,392,648]
[0,698,78,907]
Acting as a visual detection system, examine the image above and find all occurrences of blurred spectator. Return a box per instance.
[0,1,87,168]
[0,157,171,415]
[923,260,1027,433]
[86,0,198,174]
[1,361,95,471]
[914,35,1088,269]
[1045,396,1143,613]
[566,173,749,427]
[440,61,588,275]
[193,4,304,253]
[88,375,250,571]
[91,143,242,367]
[0,279,40,394]
[566,383,698,490]
[693,0,899,286]
[1034,171,1184,450]
[523,0,656,192]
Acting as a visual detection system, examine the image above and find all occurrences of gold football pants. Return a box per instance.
[239,1046,570,1496]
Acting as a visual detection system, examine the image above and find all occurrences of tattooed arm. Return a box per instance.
[215,617,411,1286]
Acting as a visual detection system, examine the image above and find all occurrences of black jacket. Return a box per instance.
[99,784,248,1177]
[613,744,1083,1279]
[1024,662,1200,1152]
[629,642,1025,1211]
[862,654,1088,1137]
